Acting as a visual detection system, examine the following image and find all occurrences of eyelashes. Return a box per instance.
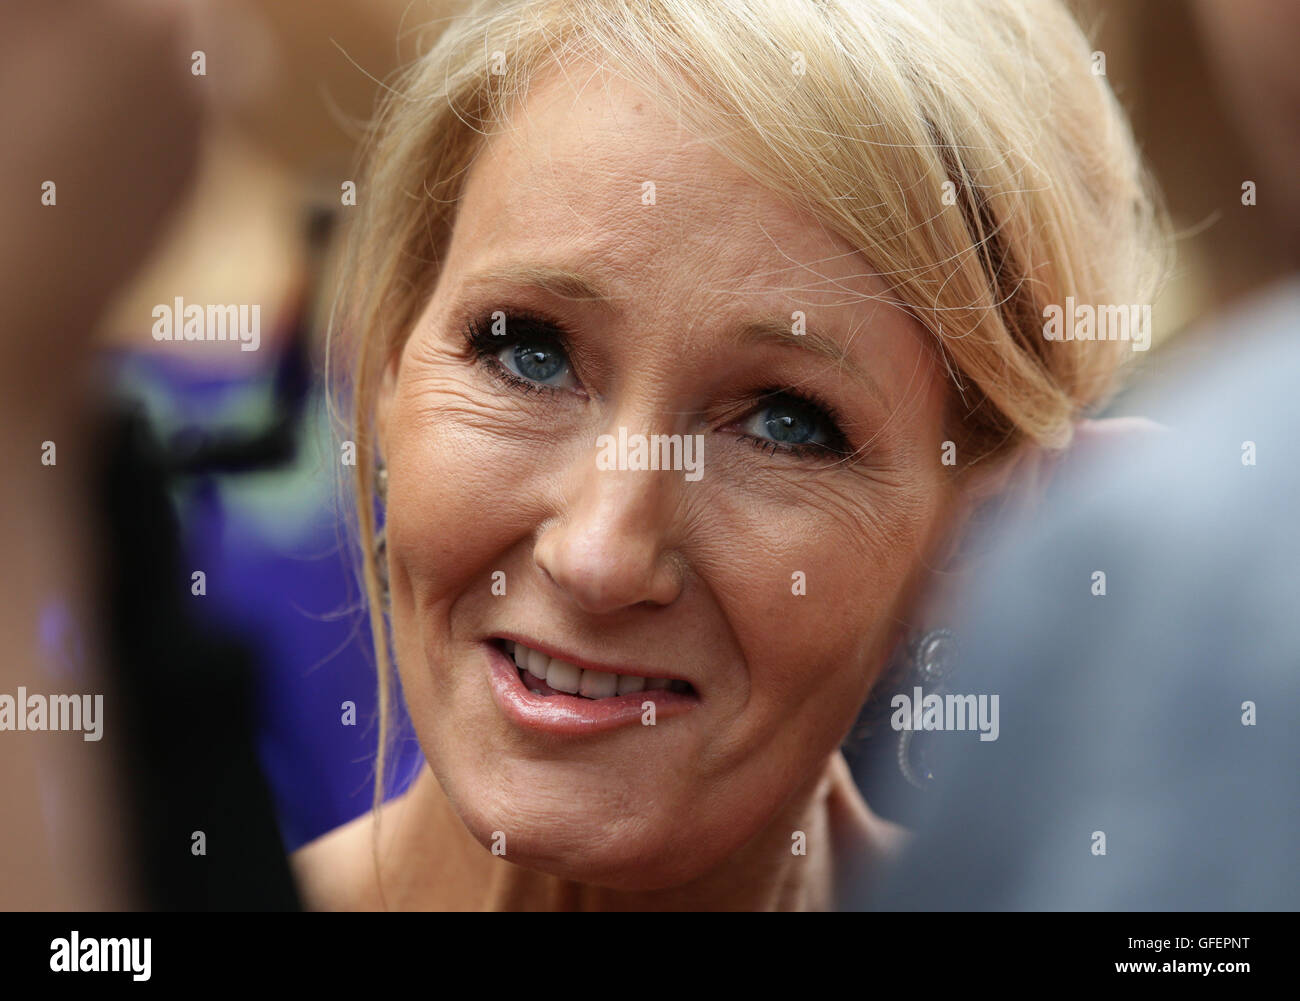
[732,388,852,461]
[462,310,579,395]
[460,308,854,462]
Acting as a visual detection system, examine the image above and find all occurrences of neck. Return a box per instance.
[371,753,902,911]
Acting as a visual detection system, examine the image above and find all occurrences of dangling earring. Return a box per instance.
[895,628,958,789]
[374,462,390,609]
[842,627,958,791]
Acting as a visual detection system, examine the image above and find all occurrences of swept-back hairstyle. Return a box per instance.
[327,0,1170,811]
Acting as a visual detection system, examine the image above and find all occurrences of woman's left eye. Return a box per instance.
[497,339,578,389]
[737,394,848,456]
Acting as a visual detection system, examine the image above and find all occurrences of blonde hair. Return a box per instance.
[327,0,1171,815]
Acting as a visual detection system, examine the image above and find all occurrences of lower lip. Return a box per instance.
[484,643,699,736]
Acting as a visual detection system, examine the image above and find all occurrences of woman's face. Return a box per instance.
[377,68,954,889]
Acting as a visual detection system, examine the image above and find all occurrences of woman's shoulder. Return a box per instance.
[291,808,382,911]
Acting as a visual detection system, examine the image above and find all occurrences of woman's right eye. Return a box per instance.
[464,313,582,394]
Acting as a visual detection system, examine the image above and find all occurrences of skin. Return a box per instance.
[0,0,203,909]
[295,65,969,909]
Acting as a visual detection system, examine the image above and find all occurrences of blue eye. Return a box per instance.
[736,392,850,458]
[759,405,817,444]
[503,341,573,386]
[463,311,581,392]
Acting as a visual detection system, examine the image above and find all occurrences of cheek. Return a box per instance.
[383,424,499,610]
[382,350,553,603]
[703,468,945,738]
[380,352,561,743]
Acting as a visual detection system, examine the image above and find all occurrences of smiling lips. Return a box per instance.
[504,639,693,699]
[485,638,699,735]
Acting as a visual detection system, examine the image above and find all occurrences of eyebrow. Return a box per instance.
[732,318,891,411]
[459,261,893,410]
[460,262,622,306]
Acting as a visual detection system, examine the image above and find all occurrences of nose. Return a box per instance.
[533,435,686,614]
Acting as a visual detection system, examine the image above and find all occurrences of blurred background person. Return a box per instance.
[860,0,1300,909]
[845,0,1300,829]
[0,0,205,909]
[0,0,444,909]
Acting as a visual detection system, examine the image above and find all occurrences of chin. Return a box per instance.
[443,773,724,892]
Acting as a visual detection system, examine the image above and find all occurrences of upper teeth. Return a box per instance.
[506,641,678,698]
